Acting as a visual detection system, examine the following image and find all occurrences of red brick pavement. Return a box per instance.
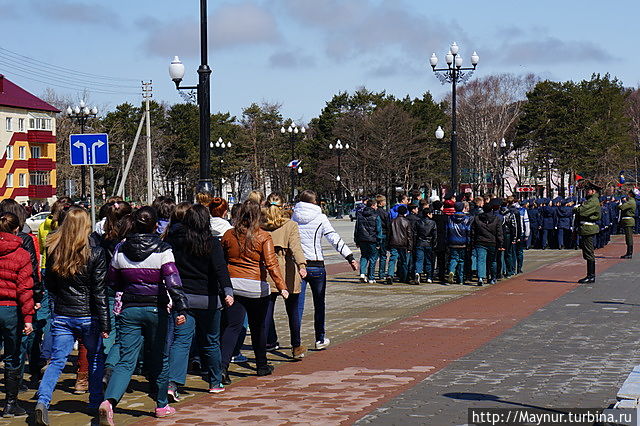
[138,241,629,425]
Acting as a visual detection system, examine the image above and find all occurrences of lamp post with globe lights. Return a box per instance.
[168,0,212,198]
[210,137,230,197]
[329,139,349,218]
[430,42,479,194]
[280,122,306,202]
[67,100,97,200]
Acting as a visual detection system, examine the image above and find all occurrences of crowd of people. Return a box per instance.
[0,189,356,425]
[354,187,637,286]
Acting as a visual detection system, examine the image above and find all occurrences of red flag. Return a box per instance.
[575,174,584,181]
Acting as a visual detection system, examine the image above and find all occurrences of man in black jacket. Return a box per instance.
[406,203,421,283]
[385,205,413,284]
[431,200,448,283]
[472,204,503,285]
[354,199,383,283]
[413,208,437,284]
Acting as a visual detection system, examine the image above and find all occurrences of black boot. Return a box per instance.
[221,369,231,385]
[579,261,596,283]
[621,246,633,259]
[2,369,27,418]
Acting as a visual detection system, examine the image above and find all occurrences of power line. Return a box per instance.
[3,69,139,95]
[0,45,140,82]
[0,53,139,89]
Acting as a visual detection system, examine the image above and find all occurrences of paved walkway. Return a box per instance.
[1,238,616,425]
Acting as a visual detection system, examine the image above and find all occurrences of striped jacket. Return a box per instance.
[107,233,188,312]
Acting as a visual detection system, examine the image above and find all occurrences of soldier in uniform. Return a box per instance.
[573,182,601,283]
[618,189,636,259]
[556,198,573,249]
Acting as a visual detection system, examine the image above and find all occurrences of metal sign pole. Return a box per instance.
[90,165,96,228]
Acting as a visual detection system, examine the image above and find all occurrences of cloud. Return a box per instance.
[140,2,281,58]
[29,0,122,27]
[494,37,614,65]
[0,1,20,19]
[276,0,464,76]
[365,58,423,78]
[268,49,316,68]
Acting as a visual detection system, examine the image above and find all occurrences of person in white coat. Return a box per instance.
[292,190,357,350]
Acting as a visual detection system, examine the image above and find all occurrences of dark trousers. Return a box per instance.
[541,229,553,248]
[0,305,23,370]
[220,296,269,370]
[516,241,526,274]
[359,242,379,281]
[297,266,328,343]
[579,234,595,262]
[624,226,634,247]
[377,239,388,279]
[265,292,301,348]
[557,228,570,248]
[434,250,447,281]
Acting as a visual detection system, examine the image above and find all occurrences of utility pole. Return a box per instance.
[143,81,153,205]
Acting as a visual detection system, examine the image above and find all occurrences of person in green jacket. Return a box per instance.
[618,189,636,259]
[573,182,602,283]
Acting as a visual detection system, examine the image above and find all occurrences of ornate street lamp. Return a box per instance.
[67,100,98,200]
[280,122,306,202]
[329,139,349,218]
[430,43,479,194]
[209,137,230,197]
[168,0,212,199]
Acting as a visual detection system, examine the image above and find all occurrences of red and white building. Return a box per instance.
[0,74,59,203]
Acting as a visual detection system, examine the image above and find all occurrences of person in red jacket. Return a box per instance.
[0,212,34,418]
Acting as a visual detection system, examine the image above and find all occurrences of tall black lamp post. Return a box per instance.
[168,0,212,197]
[430,42,479,194]
[329,139,349,218]
[66,100,97,200]
[210,137,230,197]
[280,122,305,202]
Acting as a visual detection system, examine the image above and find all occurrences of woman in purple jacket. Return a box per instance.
[99,207,188,424]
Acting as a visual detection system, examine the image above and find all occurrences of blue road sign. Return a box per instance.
[69,133,109,166]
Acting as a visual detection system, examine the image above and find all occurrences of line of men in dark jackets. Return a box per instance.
[354,190,637,287]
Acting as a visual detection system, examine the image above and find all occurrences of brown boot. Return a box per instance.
[292,346,307,360]
[74,372,89,394]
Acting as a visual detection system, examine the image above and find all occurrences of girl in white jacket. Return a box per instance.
[292,190,357,350]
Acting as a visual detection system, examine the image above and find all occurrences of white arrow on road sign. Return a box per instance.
[73,140,88,164]
[91,140,105,164]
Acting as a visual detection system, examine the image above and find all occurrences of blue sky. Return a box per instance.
[1,0,638,123]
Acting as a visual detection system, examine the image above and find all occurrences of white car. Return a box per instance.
[26,211,50,233]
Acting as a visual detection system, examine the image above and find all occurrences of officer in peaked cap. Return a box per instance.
[618,189,636,259]
[573,181,602,283]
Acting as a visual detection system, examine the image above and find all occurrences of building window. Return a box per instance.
[18,118,24,132]
[18,146,26,160]
[5,146,12,160]
[19,173,26,188]
[5,117,11,131]
[31,146,41,159]
[29,171,49,186]
[6,173,13,188]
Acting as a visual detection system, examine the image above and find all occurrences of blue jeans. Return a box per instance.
[476,245,497,281]
[297,266,327,342]
[104,306,169,408]
[169,308,222,387]
[37,315,104,408]
[414,247,433,278]
[266,292,301,348]
[377,238,388,279]
[103,295,119,369]
[505,242,517,276]
[448,247,466,283]
[387,248,408,282]
[516,241,526,273]
[359,242,378,281]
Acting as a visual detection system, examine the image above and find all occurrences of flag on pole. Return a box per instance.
[575,174,584,181]
[287,160,302,168]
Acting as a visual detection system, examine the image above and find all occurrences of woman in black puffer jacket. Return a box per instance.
[35,206,109,425]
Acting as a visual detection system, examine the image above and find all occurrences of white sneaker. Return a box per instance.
[359,274,367,283]
[427,278,433,283]
[315,338,330,350]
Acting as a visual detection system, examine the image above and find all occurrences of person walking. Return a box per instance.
[354,198,382,284]
[292,190,357,350]
[0,212,34,418]
[35,207,109,425]
[618,189,636,259]
[413,207,436,284]
[472,204,503,286]
[100,207,189,423]
[261,193,308,359]
[209,197,233,238]
[446,202,472,285]
[220,200,288,380]
[574,182,602,283]
[386,205,413,284]
[165,204,232,397]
